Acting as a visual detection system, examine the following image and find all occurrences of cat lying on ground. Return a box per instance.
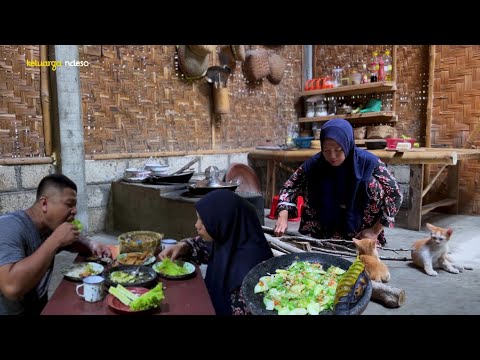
[353,237,391,283]
[411,223,473,276]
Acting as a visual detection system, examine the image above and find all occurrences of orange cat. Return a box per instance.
[411,223,467,276]
[353,237,391,283]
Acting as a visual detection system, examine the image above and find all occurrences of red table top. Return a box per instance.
[41,246,215,315]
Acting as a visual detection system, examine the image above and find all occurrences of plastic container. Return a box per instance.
[385,138,416,149]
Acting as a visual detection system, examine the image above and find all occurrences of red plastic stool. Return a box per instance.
[267,195,304,222]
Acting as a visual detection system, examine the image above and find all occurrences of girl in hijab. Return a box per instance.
[273,119,403,246]
[158,189,273,315]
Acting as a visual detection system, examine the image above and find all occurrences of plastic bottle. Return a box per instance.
[383,50,392,81]
[378,56,385,81]
[286,122,299,146]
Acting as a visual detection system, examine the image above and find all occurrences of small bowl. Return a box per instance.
[124,168,151,178]
[146,164,170,172]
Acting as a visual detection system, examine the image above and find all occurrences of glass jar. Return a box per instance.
[306,103,315,117]
[315,101,328,116]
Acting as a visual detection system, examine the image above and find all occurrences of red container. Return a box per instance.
[385,138,416,149]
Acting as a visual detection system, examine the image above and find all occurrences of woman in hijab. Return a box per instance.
[273,118,403,246]
[158,189,273,315]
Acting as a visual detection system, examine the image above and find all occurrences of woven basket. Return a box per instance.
[366,125,396,139]
[243,49,270,81]
[118,231,163,254]
[188,45,214,57]
[267,53,286,84]
[353,126,366,140]
[231,45,246,62]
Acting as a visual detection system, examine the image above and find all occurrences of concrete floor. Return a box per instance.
[50,210,480,315]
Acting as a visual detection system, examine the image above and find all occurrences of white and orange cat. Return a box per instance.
[411,223,468,276]
[353,237,391,283]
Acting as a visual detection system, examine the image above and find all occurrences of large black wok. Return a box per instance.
[240,252,372,315]
[145,170,195,184]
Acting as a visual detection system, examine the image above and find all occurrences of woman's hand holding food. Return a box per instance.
[157,242,190,261]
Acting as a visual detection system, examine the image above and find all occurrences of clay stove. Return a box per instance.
[111,181,264,240]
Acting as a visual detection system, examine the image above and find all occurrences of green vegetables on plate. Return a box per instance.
[153,258,195,277]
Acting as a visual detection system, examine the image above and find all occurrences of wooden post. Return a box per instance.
[40,45,52,156]
[407,164,424,231]
[424,45,436,188]
[446,161,460,214]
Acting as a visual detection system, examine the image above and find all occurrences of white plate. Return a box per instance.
[152,260,196,279]
[116,253,156,266]
[61,262,104,281]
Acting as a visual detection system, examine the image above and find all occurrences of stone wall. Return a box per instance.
[0,152,249,233]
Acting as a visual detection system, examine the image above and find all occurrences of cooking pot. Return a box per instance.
[187,166,238,195]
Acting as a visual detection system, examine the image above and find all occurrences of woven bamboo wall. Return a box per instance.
[0,45,45,157]
[313,45,429,141]
[78,45,302,155]
[395,45,430,142]
[426,45,480,215]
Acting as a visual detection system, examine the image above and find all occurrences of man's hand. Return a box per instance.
[47,222,79,249]
[90,242,112,258]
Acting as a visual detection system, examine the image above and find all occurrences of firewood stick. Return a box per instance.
[272,249,287,257]
[265,234,304,253]
[371,281,406,308]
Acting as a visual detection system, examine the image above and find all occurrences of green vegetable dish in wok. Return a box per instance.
[254,261,345,315]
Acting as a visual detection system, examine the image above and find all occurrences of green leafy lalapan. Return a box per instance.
[71,219,84,232]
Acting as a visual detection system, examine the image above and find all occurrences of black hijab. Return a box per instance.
[303,119,379,235]
[195,189,273,315]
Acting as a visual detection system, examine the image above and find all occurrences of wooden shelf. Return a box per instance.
[301,81,396,98]
[299,111,397,124]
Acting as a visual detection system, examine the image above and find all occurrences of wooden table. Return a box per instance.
[41,246,215,315]
[249,147,480,231]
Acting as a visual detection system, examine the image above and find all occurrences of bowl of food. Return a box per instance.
[241,252,372,315]
[103,265,158,288]
[152,258,196,280]
[118,231,163,255]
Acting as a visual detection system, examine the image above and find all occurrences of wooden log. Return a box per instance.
[371,281,406,308]
[0,157,54,165]
[265,234,304,253]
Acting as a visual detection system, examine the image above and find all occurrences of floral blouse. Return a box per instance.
[182,236,250,315]
[275,158,403,241]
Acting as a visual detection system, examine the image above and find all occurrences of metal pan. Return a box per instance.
[240,252,372,315]
[145,171,194,184]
